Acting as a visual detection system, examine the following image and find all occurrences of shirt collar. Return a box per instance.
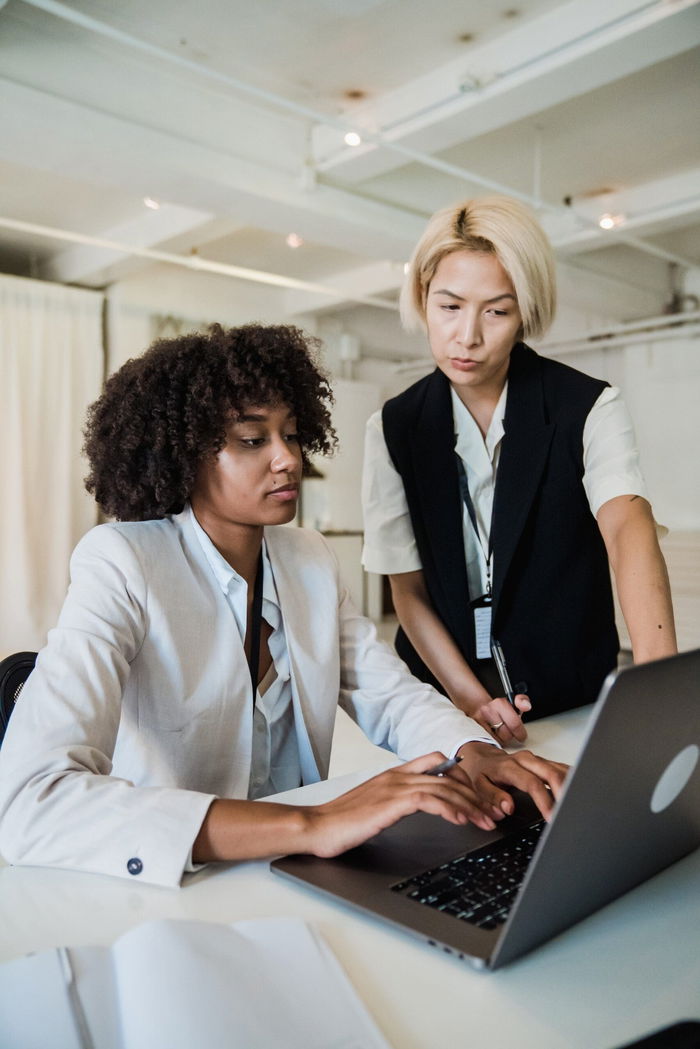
[451,380,508,462]
[187,503,279,612]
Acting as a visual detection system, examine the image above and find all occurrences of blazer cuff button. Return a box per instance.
[127,857,143,876]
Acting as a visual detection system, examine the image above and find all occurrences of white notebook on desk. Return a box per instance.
[0,916,391,1049]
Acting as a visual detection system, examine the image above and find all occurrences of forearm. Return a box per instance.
[616,542,677,662]
[599,496,677,663]
[389,571,490,713]
[192,798,315,864]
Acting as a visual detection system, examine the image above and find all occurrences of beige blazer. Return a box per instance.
[0,508,488,887]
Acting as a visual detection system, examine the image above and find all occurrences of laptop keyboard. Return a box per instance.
[390,820,545,930]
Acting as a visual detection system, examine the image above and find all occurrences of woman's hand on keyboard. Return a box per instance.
[455,743,569,821]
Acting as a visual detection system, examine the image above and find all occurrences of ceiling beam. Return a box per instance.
[550,168,700,259]
[40,203,216,285]
[311,0,700,183]
[0,77,424,263]
[284,259,403,316]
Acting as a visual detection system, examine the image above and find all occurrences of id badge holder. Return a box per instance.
[471,594,493,661]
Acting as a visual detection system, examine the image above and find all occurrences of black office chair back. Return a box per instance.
[0,651,37,745]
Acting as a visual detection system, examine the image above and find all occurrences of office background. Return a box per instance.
[1,0,699,655]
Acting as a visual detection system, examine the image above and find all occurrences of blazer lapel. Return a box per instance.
[491,346,554,614]
[410,370,471,650]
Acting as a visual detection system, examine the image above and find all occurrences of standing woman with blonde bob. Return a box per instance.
[362,197,676,745]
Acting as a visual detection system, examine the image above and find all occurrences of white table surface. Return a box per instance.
[1,706,699,1049]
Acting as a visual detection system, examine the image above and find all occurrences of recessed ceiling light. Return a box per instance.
[143,196,160,210]
[344,131,362,147]
[598,212,625,230]
[286,232,304,249]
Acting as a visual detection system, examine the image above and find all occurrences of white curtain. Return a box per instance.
[1,275,104,656]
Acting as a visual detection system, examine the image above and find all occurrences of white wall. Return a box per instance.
[618,338,700,530]
[305,378,382,534]
[540,338,700,531]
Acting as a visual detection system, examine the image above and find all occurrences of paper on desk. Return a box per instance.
[0,917,392,1049]
[0,947,85,1049]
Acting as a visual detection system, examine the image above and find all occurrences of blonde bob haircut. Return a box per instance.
[400,195,557,341]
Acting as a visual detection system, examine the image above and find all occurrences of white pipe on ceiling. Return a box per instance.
[0,216,398,310]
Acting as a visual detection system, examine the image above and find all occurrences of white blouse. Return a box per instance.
[190,510,301,800]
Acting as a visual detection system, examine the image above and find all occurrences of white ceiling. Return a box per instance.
[1,0,699,334]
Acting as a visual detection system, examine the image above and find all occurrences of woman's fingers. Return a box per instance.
[395,752,506,823]
[309,754,503,857]
[381,760,501,827]
[458,742,569,821]
[509,751,569,801]
[476,696,529,744]
[514,693,531,714]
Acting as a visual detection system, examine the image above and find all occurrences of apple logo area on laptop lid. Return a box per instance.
[271,649,700,970]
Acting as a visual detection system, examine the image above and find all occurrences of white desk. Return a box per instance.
[1,707,699,1049]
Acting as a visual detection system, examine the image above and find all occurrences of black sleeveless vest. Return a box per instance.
[381,343,619,718]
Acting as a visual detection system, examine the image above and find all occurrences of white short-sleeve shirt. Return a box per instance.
[361,383,651,599]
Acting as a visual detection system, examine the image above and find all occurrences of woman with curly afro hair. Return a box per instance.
[0,323,566,887]
[83,323,337,522]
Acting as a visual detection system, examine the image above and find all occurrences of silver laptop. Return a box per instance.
[272,649,700,969]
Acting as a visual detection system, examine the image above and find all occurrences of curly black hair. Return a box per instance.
[84,323,336,521]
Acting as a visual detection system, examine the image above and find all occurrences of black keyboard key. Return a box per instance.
[390,820,545,928]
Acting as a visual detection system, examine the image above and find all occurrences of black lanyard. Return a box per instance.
[455,453,494,596]
[246,549,264,701]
